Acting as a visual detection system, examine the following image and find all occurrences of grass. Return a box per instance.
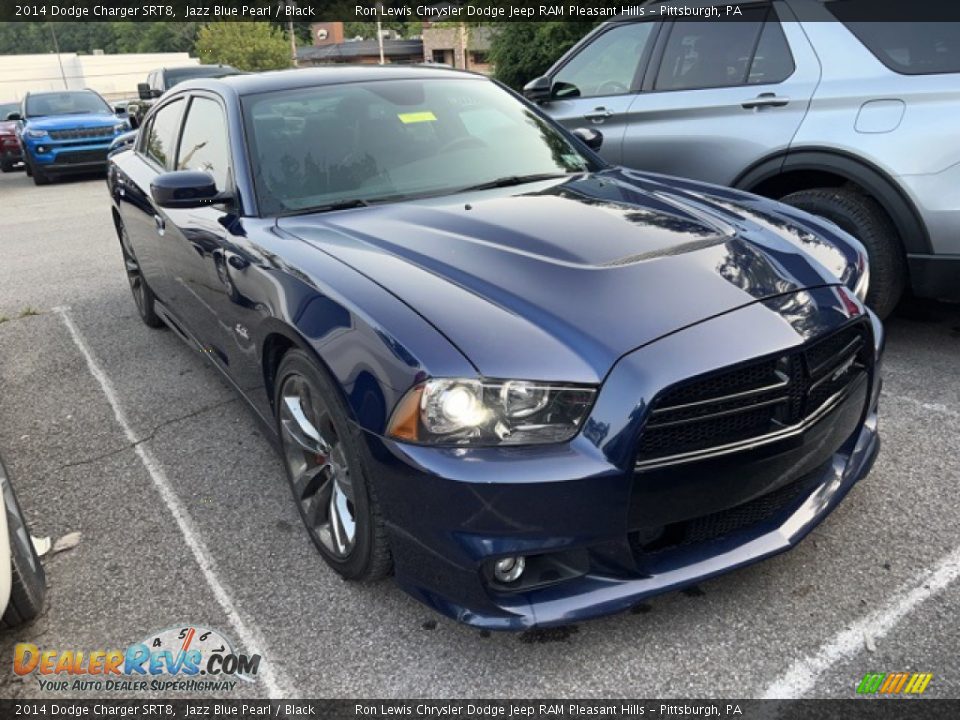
[18,307,40,318]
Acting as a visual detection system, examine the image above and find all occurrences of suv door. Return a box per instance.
[543,22,659,164]
[622,2,820,184]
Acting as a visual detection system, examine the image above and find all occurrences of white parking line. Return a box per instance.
[762,542,960,698]
[882,392,960,421]
[54,306,296,700]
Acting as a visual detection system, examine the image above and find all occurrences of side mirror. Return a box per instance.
[151,171,230,209]
[137,83,154,101]
[572,127,603,150]
[523,75,553,103]
[114,106,127,116]
[5,112,22,121]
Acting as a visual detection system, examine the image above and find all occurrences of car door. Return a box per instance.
[621,1,820,185]
[542,22,660,165]
[163,93,241,366]
[120,97,186,307]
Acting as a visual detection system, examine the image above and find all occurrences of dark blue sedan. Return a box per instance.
[107,66,881,629]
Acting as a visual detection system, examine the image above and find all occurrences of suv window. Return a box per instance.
[654,7,770,91]
[552,23,656,99]
[829,2,960,75]
[141,99,184,170]
[177,96,230,190]
[747,19,795,84]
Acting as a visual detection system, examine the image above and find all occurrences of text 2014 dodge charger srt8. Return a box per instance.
[107,66,881,629]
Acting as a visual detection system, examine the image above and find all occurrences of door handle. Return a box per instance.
[583,107,614,123]
[154,214,165,235]
[742,93,790,109]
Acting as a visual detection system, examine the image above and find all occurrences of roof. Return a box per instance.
[298,39,424,63]
[176,64,482,97]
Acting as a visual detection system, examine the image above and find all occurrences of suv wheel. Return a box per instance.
[0,160,13,173]
[30,161,51,186]
[781,188,906,320]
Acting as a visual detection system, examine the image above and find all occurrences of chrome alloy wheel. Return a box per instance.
[278,374,357,558]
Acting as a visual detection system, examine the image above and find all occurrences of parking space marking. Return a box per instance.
[762,542,960,698]
[882,392,959,420]
[54,306,296,699]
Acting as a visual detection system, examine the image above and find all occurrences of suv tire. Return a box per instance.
[29,161,51,186]
[781,188,906,319]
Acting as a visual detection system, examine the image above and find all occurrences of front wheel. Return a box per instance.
[0,160,14,173]
[274,350,391,581]
[781,188,906,319]
[1,465,46,628]
[30,161,51,186]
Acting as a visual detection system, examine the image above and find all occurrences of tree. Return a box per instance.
[489,22,600,91]
[195,22,292,72]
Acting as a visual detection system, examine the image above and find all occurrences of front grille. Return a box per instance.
[636,322,870,466]
[49,127,114,140]
[56,149,108,165]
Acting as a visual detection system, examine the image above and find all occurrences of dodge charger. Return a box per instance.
[106,66,881,629]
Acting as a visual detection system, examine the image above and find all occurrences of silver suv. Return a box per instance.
[525,0,959,318]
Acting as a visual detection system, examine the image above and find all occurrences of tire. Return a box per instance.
[781,188,906,319]
[24,160,32,177]
[117,219,163,328]
[274,349,391,581]
[0,161,13,173]
[31,162,51,186]
[1,467,46,628]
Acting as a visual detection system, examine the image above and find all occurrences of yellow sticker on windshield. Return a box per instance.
[398,111,437,124]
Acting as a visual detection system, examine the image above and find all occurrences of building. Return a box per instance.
[421,25,493,75]
[300,21,493,75]
[0,53,199,101]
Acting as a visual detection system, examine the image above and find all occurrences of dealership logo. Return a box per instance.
[856,672,933,695]
[13,625,260,692]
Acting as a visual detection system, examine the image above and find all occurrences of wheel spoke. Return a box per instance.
[294,461,332,503]
[280,394,331,455]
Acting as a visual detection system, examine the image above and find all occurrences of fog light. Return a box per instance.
[493,556,525,583]
[36,145,47,153]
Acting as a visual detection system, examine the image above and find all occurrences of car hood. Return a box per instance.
[23,114,118,131]
[0,120,15,135]
[279,168,855,383]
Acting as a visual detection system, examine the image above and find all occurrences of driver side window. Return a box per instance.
[552,23,655,99]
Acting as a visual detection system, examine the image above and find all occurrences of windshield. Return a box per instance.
[25,92,112,118]
[167,66,241,87]
[242,78,597,215]
[0,102,18,119]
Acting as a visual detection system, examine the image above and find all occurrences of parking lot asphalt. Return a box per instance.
[0,168,958,700]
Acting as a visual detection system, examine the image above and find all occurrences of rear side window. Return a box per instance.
[654,6,769,91]
[830,2,960,75]
[141,99,184,170]
[747,20,795,84]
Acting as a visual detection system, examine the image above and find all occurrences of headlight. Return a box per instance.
[113,123,127,133]
[25,129,47,138]
[387,379,596,446]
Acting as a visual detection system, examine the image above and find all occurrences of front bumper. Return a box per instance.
[24,140,112,172]
[363,287,884,629]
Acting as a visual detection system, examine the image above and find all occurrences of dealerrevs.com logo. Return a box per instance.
[13,625,260,693]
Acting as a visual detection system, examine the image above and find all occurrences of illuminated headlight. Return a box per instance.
[25,129,47,138]
[387,379,596,446]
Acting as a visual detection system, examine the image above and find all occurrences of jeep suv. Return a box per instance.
[526,0,959,317]
[11,90,130,186]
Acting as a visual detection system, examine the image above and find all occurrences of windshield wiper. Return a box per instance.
[455,172,577,193]
[277,198,371,218]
